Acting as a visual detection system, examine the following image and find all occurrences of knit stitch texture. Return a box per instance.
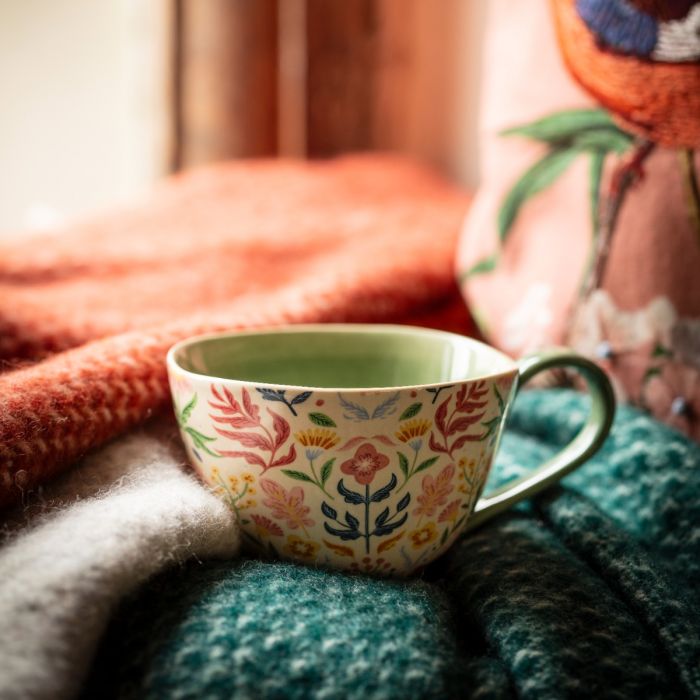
[0,419,239,700]
[0,155,472,509]
[85,390,700,700]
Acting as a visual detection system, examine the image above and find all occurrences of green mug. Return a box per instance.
[167,324,615,576]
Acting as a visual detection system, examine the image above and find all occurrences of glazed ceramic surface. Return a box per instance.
[167,325,614,575]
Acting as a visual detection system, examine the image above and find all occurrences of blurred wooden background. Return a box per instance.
[0,0,486,232]
[172,0,486,181]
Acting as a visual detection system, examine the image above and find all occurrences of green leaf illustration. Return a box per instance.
[397,452,409,479]
[643,366,662,384]
[320,458,335,486]
[500,108,616,143]
[494,385,505,414]
[481,417,500,442]
[459,254,499,281]
[498,148,579,242]
[652,343,673,359]
[440,527,449,545]
[281,469,314,484]
[399,403,423,420]
[588,150,605,236]
[179,394,197,426]
[572,129,633,155]
[184,426,219,456]
[309,412,337,427]
[414,456,439,475]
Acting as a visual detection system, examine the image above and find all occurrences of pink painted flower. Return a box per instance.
[260,479,314,530]
[340,442,390,485]
[413,464,456,518]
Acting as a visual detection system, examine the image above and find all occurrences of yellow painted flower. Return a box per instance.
[295,428,340,460]
[240,498,257,509]
[228,475,239,489]
[242,473,255,484]
[295,428,340,450]
[458,484,469,494]
[247,486,257,495]
[286,535,320,560]
[409,523,438,549]
[395,419,432,443]
[211,467,220,479]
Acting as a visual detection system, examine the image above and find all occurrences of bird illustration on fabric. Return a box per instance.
[575,0,700,62]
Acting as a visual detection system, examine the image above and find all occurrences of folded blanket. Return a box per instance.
[81,391,700,700]
[0,155,472,509]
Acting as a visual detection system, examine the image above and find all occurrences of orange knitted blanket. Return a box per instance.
[0,155,472,510]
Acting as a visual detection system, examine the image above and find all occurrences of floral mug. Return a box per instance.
[167,324,615,576]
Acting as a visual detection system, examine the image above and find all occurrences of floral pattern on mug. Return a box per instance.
[169,374,515,576]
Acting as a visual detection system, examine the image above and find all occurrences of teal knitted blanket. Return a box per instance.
[85,391,700,699]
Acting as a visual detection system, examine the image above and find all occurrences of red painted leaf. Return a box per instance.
[218,450,267,468]
[429,432,448,454]
[209,414,258,428]
[456,400,488,413]
[455,384,467,407]
[208,402,239,415]
[373,435,396,446]
[222,386,241,411]
[268,408,290,449]
[242,387,260,424]
[435,395,451,435]
[338,436,368,451]
[451,433,484,452]
[214,428,273,451]
[271,443,297,467]
[447,414,485,436]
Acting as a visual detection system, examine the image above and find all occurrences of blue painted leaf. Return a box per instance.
[375,507,390,527]
[291,391,313,405]
[397,452,409,479]
[414,457,439,475]
[344,511,360,530]
[321,502,338,520]
[256,388,285,402]
[338,394,370,421]
[397,493,411,512]
[338,479,365,504]
[374,512,408,537]
[309,412,336,427]
[370,473,397,502]
[324,523,362,540]
[371,392,400,419]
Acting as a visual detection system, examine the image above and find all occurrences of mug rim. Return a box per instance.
[167,323,519,394]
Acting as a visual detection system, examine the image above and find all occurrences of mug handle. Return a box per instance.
[465,348,616,531]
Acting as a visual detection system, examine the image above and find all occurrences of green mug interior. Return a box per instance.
[171,325,515,389]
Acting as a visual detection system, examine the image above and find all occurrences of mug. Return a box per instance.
[167,324,614,576]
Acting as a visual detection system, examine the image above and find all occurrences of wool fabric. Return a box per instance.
[0,420,239,700]
[85,391,700,700]
[0,155,472,510]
